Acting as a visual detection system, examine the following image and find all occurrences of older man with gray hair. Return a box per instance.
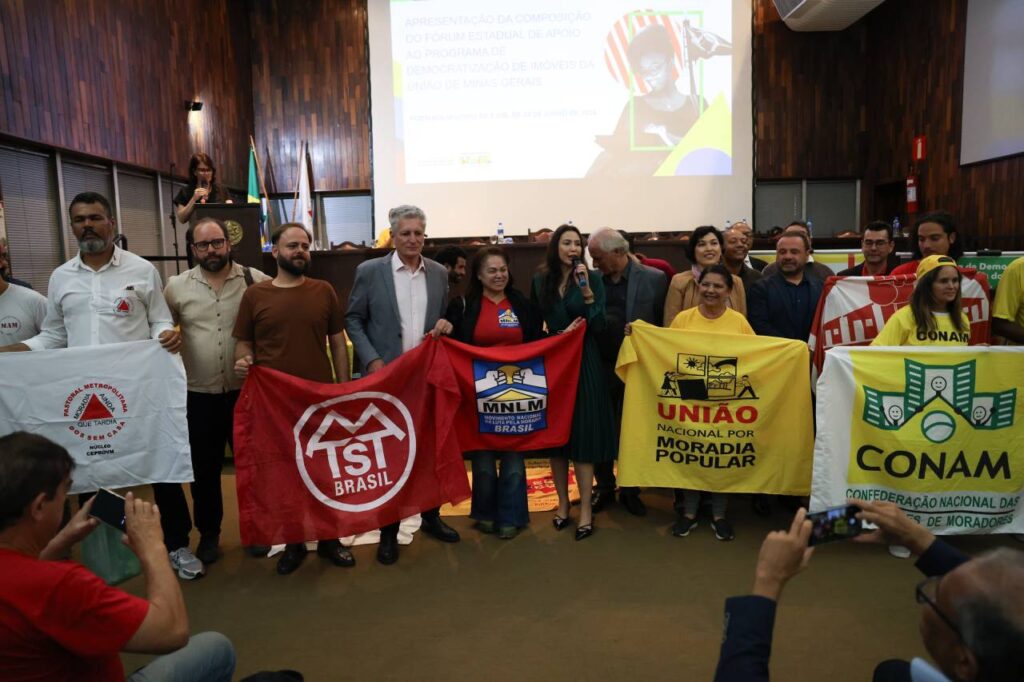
[587,227,667,516]
[346,204,460,565]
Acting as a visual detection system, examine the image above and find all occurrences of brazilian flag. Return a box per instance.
[247,146,269,249]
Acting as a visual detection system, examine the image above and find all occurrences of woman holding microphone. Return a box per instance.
[175,153,230,223]
[447,247,544,539]
[531,224,616,540]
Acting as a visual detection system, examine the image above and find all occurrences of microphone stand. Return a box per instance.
[168,162,182,274]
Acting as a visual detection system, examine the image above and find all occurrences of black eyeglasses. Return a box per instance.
[916,575,963,640]
[194,238,227,252]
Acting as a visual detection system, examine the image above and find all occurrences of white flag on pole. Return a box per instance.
[293,141,317,247]
[0,340,192,493]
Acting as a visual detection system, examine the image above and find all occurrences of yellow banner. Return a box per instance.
[848,349,1023,495]
[615,322,814,494]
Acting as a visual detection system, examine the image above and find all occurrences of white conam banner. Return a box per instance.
[0,340,191,493]
[812,346,1024,535]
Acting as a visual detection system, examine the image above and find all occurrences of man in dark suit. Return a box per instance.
[714,502,1024,682]
[747,233,823,517]
[747,233,824,342]
[723,226,763,290]
[729,221,769,272]
[838,220,897,277]
[761,222,835,282]
[345,204,461,564]
[587,227,668,516]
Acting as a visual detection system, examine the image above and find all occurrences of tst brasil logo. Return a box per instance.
[863,359,1015,443]
[293,392,416,512]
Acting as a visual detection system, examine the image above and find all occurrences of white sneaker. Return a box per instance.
[169,547,205,580]
[888,544,912,559]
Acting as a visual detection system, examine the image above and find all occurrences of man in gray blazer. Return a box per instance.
[345,204,461,564]
[588,228,668,517]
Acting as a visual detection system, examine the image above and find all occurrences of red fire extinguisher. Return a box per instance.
[906,174,919,214]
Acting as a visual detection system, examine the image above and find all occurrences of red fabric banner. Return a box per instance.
[808,270,991,376]
[233,338,470,546]
[441,325,584,452]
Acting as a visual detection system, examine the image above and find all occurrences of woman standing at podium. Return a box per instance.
[175,152,231,223]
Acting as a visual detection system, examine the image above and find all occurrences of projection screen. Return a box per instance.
[960,0,1024,166]
[368,1,753,237]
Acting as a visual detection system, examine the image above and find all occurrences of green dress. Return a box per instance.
[531,270,618,463]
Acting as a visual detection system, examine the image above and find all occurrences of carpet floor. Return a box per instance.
[116,473,1011,681]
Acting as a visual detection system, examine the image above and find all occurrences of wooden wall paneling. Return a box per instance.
[0,0,253,189]
[752,0,865,179]
[249,0,371,193]
[862,0,1024,249]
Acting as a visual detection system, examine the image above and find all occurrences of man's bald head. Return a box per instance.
[922,548,1024,682]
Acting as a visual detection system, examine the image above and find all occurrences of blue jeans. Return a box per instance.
[127,632,235,682]
[470,451,529,528]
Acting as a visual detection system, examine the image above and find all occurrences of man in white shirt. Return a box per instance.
[345,204,459,565]
[0,192,190,574]
[160,217,271,574]
[0,192,180,354]
[0,272,47,345]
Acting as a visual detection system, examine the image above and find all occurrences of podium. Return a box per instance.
[190,203,264,269]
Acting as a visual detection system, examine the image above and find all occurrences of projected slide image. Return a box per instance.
[390,1,733,184]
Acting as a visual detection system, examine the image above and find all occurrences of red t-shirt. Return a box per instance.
[890,260,918,276]
[473,297,524,347]
[0,549,149,681]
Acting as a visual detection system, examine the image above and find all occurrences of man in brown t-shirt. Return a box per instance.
[233,223,353,576]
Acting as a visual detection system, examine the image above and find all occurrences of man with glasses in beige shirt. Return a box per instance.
[160,218,270,576]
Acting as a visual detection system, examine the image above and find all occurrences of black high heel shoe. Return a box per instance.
[574,524,594,541]
[552,515,570,531]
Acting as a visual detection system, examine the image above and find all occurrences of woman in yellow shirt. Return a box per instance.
[663,226,746,325]
[872,255,969,558]
[671,265,752,540]
[872,255,970,347]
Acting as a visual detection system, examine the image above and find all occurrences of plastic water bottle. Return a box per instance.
[806,219,814,237]
[495,222,504,245]
[892,216,901,235]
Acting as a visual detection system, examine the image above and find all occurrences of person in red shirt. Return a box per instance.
[890,211,963,276]
[0,432,235,681]
[446,247,545,539]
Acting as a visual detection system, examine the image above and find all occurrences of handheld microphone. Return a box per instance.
[570,256,587,288]
[199,179,208,203]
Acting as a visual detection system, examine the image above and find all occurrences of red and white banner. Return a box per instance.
[441,325,584,452]
[809,272,991,377]
[233,338,470,546]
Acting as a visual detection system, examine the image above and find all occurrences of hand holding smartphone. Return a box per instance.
[89,488,127,532]
[807,504,864,546]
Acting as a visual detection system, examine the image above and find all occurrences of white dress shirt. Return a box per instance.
[0,282,47,344]
[24,246,175,350]
[391,251,428,353]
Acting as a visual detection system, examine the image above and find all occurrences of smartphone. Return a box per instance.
[807,504,864,546]
[89,488,127,532]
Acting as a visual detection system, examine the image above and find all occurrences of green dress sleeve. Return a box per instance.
[583,269,607,332]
